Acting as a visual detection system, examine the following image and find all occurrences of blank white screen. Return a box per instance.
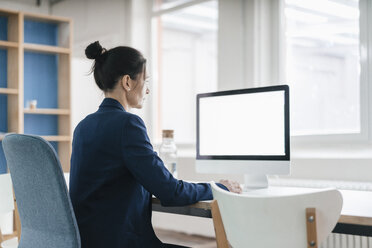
[199,91,285,156]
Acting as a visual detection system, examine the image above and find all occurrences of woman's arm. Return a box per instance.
[121,114,225,206]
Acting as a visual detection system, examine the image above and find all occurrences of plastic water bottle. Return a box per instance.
[159,130,178,178]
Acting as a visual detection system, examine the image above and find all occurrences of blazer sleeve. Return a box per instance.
[121,114,227,206]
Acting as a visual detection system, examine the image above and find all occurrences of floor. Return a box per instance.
[154,228,217,248]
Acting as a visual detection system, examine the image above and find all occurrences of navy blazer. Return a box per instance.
[69,98,226,248]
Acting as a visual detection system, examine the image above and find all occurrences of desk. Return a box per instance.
[152,189,372,237]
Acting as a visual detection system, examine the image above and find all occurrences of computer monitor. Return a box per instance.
[196,85,290,190]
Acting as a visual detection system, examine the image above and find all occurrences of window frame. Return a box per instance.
[150,0,218,145]
[278,0,372,148]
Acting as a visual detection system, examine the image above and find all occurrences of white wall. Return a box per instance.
[218,0,245,90]
[0,0,50,14]
[70,58,104,130]
[51,0,129,58]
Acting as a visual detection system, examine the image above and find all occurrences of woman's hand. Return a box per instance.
[219,179,243,194]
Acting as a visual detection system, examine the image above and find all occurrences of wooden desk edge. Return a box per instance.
[339,215,372,226]
[152,198,211,210]
[152,198,372,226]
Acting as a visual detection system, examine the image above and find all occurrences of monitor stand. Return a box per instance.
[244,174,269,191]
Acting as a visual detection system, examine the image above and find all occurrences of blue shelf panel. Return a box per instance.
[0,142,7,174]
[24,51,58,108]
[23,19,60,155]
[24,114,58,136]
[0,95,7,133]
[0,16,7,41]
[0,48,7,133]
[0,19,8,173]
[0,49,7,88]
[24,19,58,46]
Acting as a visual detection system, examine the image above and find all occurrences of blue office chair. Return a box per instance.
[2,134,81,248]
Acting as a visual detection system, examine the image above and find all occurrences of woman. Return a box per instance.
[69,41,241,248]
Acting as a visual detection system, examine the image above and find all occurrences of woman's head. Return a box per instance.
[85,41,149,109]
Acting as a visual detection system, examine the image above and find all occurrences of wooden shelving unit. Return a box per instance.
[23,43,70,54]
[23,108,70,115]
[0,134,71,142]
[41,136,71,142]
[0,88,18,94]
[0,8,72,172]
[23,12,71,23]
[0,40,18,48]
[0,134,70,142]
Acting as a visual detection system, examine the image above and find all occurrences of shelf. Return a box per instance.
[23,43,70,54]
[24,12,71,23]
[24,108,70,115]
[0,88,18,95]
[1,134,71,142]
[0,40,18,49]
[41,135,71,142]
[0,8,19,15]
[0,132,11,140]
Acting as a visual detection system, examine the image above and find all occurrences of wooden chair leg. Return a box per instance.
[13,190,21,241]
[14,201,21,241]
[306,208,318,248]
[0,227,4,244]
[211,200,229,248]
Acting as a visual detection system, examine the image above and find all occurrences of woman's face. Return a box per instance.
[127,69,150,109]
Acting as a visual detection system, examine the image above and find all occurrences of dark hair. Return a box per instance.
[85,41,146,91]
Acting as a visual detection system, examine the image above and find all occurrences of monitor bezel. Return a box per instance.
[196,85,290,161]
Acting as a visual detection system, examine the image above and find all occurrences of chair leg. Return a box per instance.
[14,202,21,241]
[13,191,21,241]
[211,200,229,248]
[0,227,4,244]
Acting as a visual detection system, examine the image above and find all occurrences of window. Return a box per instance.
[284,0,360,136]
[153,0,197,11]
[152,0,218,144]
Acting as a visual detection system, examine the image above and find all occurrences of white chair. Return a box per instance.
[211,182,343,248]
[0,174,18,248]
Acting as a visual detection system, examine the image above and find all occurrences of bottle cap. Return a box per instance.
[162,130,174,138]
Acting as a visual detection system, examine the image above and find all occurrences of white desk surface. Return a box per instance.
[338,190,372,225]
[241,186,372,225]
[241,186,372,219]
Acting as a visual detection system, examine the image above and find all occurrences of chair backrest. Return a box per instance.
[211,182,343,248]
[2,134,80,248]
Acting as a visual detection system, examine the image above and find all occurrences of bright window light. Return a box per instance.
[286,0,359,19]
[284,0,360,136]
[152,1,218,143]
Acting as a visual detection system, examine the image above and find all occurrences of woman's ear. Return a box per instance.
[121,75,131,92]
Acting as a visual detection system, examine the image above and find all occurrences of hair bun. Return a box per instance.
[85,41,104,60]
